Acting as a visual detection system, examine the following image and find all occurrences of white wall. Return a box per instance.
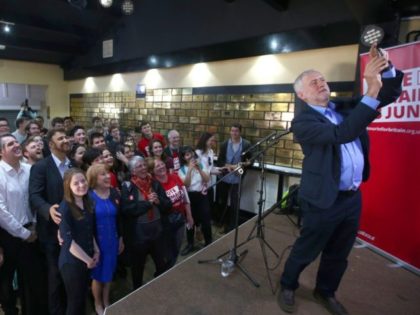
[67,44,359,93]
[0,60,68,120]
[0,44,359,119]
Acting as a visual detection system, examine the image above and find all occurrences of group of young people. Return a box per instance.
[0,114,252,315]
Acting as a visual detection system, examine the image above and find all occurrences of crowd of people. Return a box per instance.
[0,112,252,315]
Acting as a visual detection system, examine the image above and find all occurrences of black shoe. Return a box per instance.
[313,290,349,315]
[277,288,295,313]
[180,244,194,256]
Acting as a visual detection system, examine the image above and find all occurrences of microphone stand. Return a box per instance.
[197,130,291,288]
[198,154,259,287]
[231,129,291,292]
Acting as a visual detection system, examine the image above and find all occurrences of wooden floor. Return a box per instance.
[105,214,420,315]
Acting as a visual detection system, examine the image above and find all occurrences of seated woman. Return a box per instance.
[178,146,212,256]
[148,139,174,172]
[120,156,172,290]
[58,168,100,315]
[147,158,194,269]
[86,164,124,315]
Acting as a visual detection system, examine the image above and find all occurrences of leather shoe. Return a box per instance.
[313,290,349,315]
[277,288,295,313]
[180,244,194,256]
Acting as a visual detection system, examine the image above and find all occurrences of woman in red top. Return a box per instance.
[148,158,194,268]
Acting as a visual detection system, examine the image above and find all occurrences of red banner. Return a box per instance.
[358,42,420,270]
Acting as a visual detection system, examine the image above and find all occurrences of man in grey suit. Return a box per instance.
[278,45,403,315]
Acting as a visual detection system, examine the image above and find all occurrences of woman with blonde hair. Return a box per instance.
[86,164,123,315]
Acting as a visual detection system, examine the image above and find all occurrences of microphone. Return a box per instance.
[241,130,278,156]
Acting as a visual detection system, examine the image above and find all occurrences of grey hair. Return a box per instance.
[127,155,145,173]
[167,129,179,139]
[293,69,321,94]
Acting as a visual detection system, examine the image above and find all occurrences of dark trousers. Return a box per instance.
[217,181,239,232]
[42,242,67,315]
[280,191,362,297]
[162,219,185,269]
[129,235,166,290]
[0,230,48,315]
[60,263,89,315]
[186,192,212,246]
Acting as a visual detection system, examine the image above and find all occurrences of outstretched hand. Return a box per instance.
[364,49,389,99]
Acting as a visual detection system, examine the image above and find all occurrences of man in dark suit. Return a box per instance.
[278,45,403,315]
[216,122,252,232]
[29,128,71,315]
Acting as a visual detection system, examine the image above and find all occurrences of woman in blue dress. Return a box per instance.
[86,164,124,315]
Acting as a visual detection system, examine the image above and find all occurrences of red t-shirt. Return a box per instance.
[158,173,186,215]
[137,133,166,157]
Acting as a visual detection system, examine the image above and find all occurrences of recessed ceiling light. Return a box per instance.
[100,0,113,8]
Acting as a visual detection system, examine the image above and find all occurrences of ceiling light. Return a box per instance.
[0,44,5,50]
[100,0,113,8]
[0,20,14,33]
[121,0,134,15]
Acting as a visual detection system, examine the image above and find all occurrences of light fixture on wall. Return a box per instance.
[0,20,14,34]
[136,83,146,98]
[0,44,5,50]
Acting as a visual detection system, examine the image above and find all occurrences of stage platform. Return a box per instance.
[105,213,420,315]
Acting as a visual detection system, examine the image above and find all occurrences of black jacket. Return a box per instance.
[292,70,404,209]
[120,179,172,244]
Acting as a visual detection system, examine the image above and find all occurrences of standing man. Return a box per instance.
[12,117,29,144]
[29,128,71,315]
[137,120,165,157]
[164,129,181,171]
[278,46,403,315]
[0,134,47,315]
[216,123,252,232]
[22,136,44,165]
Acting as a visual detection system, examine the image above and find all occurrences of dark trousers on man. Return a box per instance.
[41,242,67,315]
[217,181,239,232]
[280,191,362,297]
[0,229,48,315]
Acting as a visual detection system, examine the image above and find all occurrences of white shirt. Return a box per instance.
[0,160,34,240]
[196,149,217,186]
[51,153,71,178]
[178,162,210,192]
